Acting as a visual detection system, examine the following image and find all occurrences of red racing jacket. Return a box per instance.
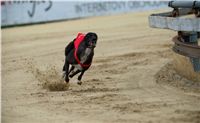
[74,33,91,68]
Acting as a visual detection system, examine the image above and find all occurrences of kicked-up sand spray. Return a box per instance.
[25,59,69,91]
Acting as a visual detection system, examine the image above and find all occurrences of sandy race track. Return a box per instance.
[2,10,200,123]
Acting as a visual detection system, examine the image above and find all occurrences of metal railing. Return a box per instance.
[149,1,200,72]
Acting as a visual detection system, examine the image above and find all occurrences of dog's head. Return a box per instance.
[84,32,98,48]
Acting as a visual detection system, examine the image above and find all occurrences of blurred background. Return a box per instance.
[2,1,200,123]
[1,1,168,27]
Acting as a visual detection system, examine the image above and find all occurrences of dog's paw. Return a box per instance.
[65,77,69,83]
[77,80,82,85]
[64,80,69,83]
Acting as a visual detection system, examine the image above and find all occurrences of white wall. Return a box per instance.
[1,1,168,26]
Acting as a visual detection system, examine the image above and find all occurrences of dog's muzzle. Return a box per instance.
[89,42,96,48]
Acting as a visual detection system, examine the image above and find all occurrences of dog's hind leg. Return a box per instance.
[64,61,70,83]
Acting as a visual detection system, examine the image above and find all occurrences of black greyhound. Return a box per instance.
[63,32,98,85]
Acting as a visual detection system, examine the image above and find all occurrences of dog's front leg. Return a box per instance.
[77,70,85,85]
[68,66,75,75]
[69,69,80,78]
